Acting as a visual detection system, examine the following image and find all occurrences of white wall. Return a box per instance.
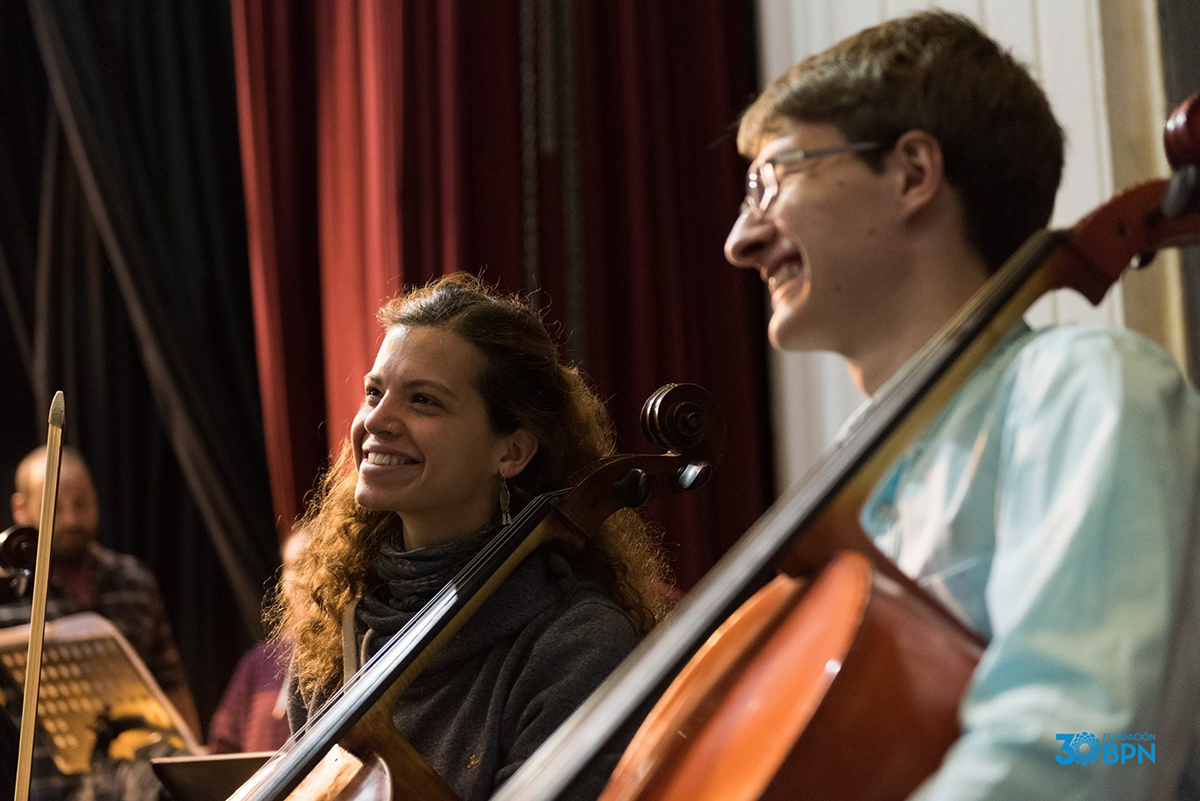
[754,0,1165,494]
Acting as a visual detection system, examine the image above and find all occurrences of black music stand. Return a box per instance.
[0,698,16,798]
[0,611,200,776]
[151,751,272,801]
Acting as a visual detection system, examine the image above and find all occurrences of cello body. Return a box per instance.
[602,549,981,801]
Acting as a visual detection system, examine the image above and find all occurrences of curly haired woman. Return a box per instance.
[276,273,669,800]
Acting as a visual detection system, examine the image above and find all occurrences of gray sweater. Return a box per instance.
[289,539,639,800]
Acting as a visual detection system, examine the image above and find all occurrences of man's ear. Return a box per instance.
[498,429,539,479]
[890,129,945,220]
[11,492,29,526]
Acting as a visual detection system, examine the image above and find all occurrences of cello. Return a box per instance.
[222,383,724,800]
[491,93,1200,800]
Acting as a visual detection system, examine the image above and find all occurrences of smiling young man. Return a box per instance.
[725,11,1200,800]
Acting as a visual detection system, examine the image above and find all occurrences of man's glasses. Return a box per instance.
[743,142,885,214]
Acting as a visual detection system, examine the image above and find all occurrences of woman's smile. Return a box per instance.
[362,449,421,467]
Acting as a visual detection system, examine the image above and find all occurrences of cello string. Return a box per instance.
[274,489,563,753]
[255,496,552,787]
[323,489,563,693]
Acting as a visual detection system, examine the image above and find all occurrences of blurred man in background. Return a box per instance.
[6,445,201,738]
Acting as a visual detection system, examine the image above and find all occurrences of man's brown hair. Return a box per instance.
[738,11,1065,272]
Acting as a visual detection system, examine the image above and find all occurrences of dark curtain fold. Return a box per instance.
[1,0,280,726]
[0,0,45,483]
[234,0,770,592]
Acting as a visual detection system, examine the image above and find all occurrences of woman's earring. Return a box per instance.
[499,477,513,525]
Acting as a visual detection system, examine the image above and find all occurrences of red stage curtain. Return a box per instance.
[232,0,771,588]
[230,0,325,538]
[571,2,769,586]
[314,0,402,449]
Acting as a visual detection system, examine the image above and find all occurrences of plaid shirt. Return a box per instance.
[208,640,292,754]
[0,542,187,692]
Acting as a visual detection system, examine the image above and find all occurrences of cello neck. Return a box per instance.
[230,490,569,801]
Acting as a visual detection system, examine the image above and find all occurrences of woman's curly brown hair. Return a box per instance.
[272,273,671,704]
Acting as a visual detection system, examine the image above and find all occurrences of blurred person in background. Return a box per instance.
[207,527,308,754]
[6,445,202,739]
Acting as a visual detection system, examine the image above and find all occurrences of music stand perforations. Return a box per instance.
[0,612,199,774]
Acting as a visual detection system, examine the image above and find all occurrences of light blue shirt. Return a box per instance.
[858,323,1200,800]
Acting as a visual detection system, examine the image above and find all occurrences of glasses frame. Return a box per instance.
[743,141,885,214]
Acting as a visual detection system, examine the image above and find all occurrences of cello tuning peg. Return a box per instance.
[677,462,712,491]
[1162,164,1199,219]
[613,469,651,508]
[1131,250,1158,270]
[0,526,37,571]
